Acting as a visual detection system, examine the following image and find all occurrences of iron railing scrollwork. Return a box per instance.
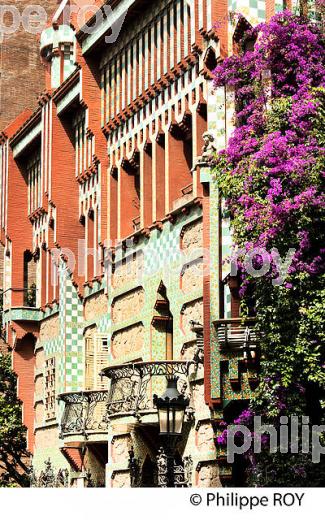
[102,361,191,418]
[59,390,108,438]
[29,459,105,487]
[59,362,193,434]
[156,447,193,488]
[30,458,69,488]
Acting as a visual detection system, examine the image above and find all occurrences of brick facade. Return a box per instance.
[0,1,59,132]
[0,0,294,487]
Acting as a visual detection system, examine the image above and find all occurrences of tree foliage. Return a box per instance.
[0,353,30,487]
[213,11,325,485]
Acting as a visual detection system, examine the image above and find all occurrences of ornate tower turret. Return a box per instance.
[40,22,76,90]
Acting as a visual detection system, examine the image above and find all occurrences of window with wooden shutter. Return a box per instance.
[84,329,109,390]
[94,334,109,390]
[85,334,95,390]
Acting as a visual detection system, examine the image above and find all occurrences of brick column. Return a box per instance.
[266,0,275,21]
[211,0,228,58]
[87,208,95,282]
[154,134,166,222]
[194,110,207,197]
[141,142,153,228]
[41,247,47,308]
[119,162,140,240]
[108,168,118,243]
[51,109,84,290]
[166,127,192,211]
[7,155,30,307]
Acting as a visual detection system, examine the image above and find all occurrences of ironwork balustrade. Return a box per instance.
[2,285,38,308]
[156,447,193,487]
[215,318,259,353]
[102,360,191,418]
[59,390,108,438]
[29,458,69,488]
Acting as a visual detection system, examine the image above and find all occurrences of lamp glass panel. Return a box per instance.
[158,408,168,433]
[173,408,185,434]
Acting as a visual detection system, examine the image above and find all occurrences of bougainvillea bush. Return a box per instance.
[213,11,325,485]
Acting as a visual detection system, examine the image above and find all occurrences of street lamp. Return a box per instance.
[153,376,189,487]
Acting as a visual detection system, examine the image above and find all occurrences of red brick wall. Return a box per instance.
[7,149,32,306]
[51,107,85,290]
[0,1,58,131]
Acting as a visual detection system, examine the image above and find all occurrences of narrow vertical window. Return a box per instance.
[45,357,56,420]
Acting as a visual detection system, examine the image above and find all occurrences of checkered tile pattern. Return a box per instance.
[209,86,226,152]
[221,202,233,280]
[275,0,285,12]
[143,224,183,277]
[98,314,111,333]
[43,337,61,357]
[64,275,84,391]
[229,0,266,24]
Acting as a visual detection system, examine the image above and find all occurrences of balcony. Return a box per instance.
[102,361,192,418]
[215,318,259,356]
[58,390,108,439]
[2,286,40,325]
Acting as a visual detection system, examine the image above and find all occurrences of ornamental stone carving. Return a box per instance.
[111,471,131,488]
[181,219,203,253]
[111,435,131,463]
[35,374,44,395]
[112,288,145,323]
[192,382,208,414]
[35,402,45,425]
[197,463,221,487]
[181,259,203,293]
[181,341,197,361]
[111,323,144,358]
[197,132,217,164]
[35,348,45,370]
[84,292,108,321]
[35,425,60,449]
[113,253,144,288]
[39,315,59,342]
[181,299,203,336]
[197,422,216,454]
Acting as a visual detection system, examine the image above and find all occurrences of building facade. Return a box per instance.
[0,0,59,131]
[0,0,300,487]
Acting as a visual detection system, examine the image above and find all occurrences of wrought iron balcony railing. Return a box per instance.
[102,360,191,418]
[58,390,108,438]
[215,318,259,352]
[2,286,38,308]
